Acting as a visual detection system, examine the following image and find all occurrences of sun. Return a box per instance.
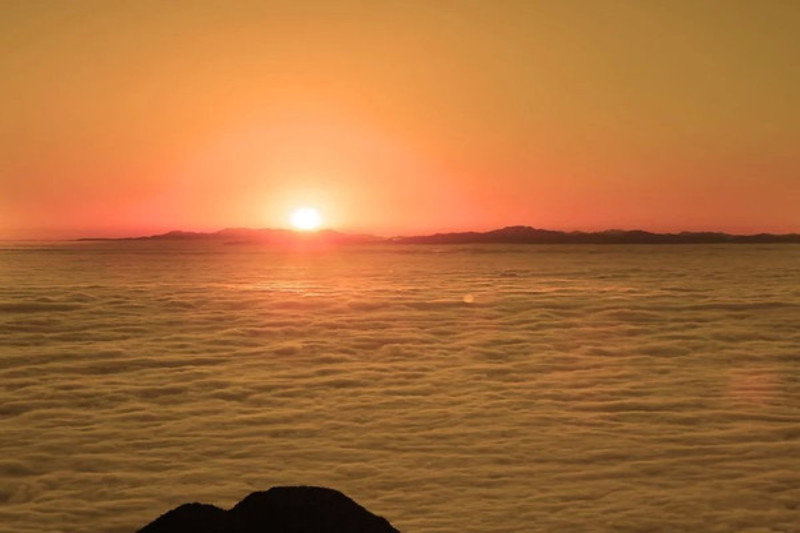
[290,207,323,231]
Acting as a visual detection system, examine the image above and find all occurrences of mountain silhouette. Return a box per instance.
[391,225,800,244]
[138,486,400,533]
[80,228,382,245]
[80,225,800,245]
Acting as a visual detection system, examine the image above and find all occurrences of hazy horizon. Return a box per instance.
[5,222,800,243]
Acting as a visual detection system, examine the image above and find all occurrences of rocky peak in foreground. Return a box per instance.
[138,486,400,533]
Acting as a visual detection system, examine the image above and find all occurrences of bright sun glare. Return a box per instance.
[290,207,323,231]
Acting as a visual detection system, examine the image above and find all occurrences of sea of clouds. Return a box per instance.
[1,242,798,532]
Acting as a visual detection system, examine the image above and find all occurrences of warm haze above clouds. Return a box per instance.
[1,0,798,239]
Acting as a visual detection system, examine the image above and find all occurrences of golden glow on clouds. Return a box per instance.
[2,244,796,530]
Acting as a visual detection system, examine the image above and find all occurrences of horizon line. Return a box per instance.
[2,224,800,242]
[74,224,800,242]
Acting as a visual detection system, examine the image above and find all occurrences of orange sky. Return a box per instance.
[1,0,798,239]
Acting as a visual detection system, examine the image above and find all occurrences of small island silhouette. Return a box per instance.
[81,225,800,245]
[138,486,400,533]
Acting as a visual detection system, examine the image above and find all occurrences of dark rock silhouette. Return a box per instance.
[138,486,400,533]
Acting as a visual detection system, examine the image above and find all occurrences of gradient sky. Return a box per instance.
[1,0,798,239]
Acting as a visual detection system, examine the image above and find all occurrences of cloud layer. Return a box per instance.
[1,243,799,532]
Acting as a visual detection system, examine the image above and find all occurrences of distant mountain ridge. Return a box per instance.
[80,225,800,244]
[392,226,800,244]
[80,227,383,245]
